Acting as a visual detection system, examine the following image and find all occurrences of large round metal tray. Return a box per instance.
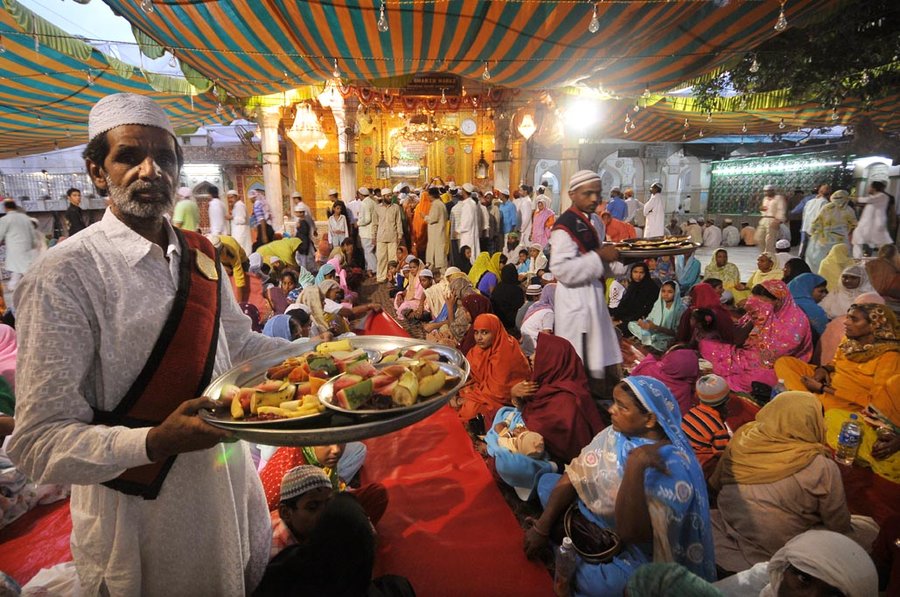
[199,336,468,445]
[613,241,701,259]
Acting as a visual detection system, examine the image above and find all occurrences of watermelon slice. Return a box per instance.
[346,360,377,378]
[334,379,374,410]
[307,356,338,378]
[333,374,364,393]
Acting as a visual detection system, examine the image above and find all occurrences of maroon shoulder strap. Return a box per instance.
[93,229,221,499]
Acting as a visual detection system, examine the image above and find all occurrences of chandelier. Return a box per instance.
[287,103,327,153]
[395,113,457,144]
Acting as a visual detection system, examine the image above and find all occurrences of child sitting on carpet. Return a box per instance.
[270,465,334,560]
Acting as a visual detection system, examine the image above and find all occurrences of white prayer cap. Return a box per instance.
[381,188,392,196]
[418,268,434,278]
[688,218,697,224]
[290,191,302,199]
[444,266,462,277]
[448,182,458,190]
[176,187,192,199]
[484,191,494,197]
[293,203,306,213]
[206,234,222,249]
[393,182,410,194]
[462,182,475,194]
[567,170,602,193]
[776,239,791,250]
[226,189,239,196]
[498,188,509,196]
[526,284,542,296]
[328,188,338,196]
[88,93,175,142]
[357,187,370,196]
[248,252,262,273]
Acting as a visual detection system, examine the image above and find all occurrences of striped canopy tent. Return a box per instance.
[102,0,843,98]
[0,0,223,158]
[593,93,900,142]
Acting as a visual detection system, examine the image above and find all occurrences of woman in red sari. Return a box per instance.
[676,282,735,344]
[457,314,531,424]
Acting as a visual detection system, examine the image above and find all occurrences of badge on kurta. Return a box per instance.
[194,248,219,281]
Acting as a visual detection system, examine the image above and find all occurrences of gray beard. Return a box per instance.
[105,176,173,220]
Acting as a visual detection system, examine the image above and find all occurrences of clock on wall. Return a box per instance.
[460,118,477,136]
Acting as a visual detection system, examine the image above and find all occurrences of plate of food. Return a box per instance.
[319,360,467,417]
[612,236,700,258]
[199,339,381,428]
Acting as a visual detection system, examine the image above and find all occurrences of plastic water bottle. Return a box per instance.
[836,414,862,465]
[554,536,576,597]
[770,379,787,400]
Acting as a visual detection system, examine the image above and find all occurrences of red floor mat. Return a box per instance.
[361,405,553,596]
[0,500,72,585]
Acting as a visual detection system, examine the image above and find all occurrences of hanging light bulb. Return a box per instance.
[623,125,629,135]
[377,1,389,33]
[630,121,635,130]
[168,52,178,69]
[681,133,687,141]
[140,0,154,14]
[588,3,600,34]
[440,89,447,105]
[86,70,94,86]
[778,118,786,129]
[683,118,689,128]
[216,102,224,115]
[482,62,491,81]
[0,34,6,54]
[65,128,71,138]
[633,104,640,113]
[642,85,651,98]
[332,59,341,79]
[53,141,59,150]
[749,56,760,73]
[741,122,748,133]
[624,114,631,124]
[706,112,712,123]
[774,1,788,32]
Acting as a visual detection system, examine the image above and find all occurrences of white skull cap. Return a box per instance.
[88,93,175,142]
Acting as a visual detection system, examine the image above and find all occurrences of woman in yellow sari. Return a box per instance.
[468,252,503,296]
[775,303,900,481]
[817,242,854,293]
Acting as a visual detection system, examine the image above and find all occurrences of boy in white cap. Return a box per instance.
[681,374,732,478]
[8,93,285,595]
[550,170,621,397]
[774,238,792,268]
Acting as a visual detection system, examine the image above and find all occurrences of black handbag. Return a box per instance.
[558,503,622,564]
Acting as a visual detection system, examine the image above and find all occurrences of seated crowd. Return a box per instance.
[1,177,897,597]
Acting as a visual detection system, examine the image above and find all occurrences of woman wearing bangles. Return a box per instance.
[522,377,715,596]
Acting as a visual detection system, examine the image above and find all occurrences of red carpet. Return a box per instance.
[0,500,72,585]
[361,405,554,596]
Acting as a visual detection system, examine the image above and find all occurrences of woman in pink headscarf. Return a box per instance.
[0,324,15,390]
[630,345,701,414]
[699,280,812,393]
[530,196,555,248]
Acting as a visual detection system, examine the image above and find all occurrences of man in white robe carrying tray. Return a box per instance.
[550,170,622,400]
[8,93,287,596]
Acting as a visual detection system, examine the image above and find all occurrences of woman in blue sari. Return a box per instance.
[786,272,830,339]
[523,376,715,596]
[676,250,701,295]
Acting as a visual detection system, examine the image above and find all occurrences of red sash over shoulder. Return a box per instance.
[552,208,601,253]
[93,229,221,499]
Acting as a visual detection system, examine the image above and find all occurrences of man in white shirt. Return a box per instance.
[206,185,228,235]
[853,180,894,257]
[356,187,377,275]
[550,170,621,398]
[7,94,282,595]
[346,187,364,227]
[721,218,740,247]
[515,184,534,244]
[755,184,787,255]
[702,218,722,248]
[623,188,639,224]
[642,182,666,237]
[456,183,481,263]
[0,200,42,307]
[798,184,830,259]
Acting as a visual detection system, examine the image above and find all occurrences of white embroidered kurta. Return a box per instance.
[456,198,480,262]
[515,196,534,244]
[8,209,287,596]
[801,196,828,235]
[549,215,621,378]
[642,193,666,238]
[231,199,252,256]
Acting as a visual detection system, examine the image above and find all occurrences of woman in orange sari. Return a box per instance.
[457,314,532,425]
[411,192,431,259]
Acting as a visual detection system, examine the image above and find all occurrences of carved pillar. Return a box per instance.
[492,109,512,192]
[258,106,284,232]
[329,96,359,202]
[558,137,580,212]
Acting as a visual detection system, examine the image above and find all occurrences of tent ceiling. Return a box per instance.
[102,0,842,98]
[0,1,222,159]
